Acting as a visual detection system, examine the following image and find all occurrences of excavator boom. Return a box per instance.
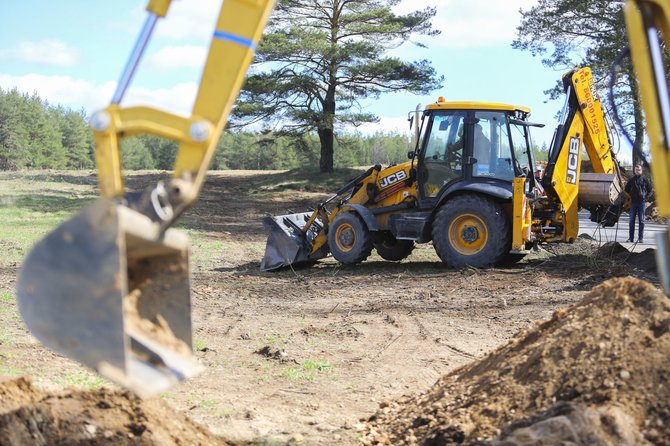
[539,66,625,242]
[17,0,275,398]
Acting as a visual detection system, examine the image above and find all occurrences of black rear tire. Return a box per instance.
[374,235,414,261]
[328,212,373,265]
[432,194,511,268]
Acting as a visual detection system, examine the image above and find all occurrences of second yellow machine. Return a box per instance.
[262,67,625,271]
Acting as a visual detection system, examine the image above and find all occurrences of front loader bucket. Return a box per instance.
[17,198,202,398]
[260,212,325,271]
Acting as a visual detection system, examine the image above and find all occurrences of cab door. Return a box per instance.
[418,111,467,203]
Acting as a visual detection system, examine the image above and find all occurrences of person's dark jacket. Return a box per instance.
[625,174,652,203]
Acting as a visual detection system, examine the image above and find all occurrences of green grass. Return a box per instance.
[0,291,18,321]
[0,292,13,303]
[302,359,332,373]
[0,303,19,320]
[249,167,367,195]
[194,339,208,352]
[264,334,291,347]
[280,359,333,381]
[0,207,74,266]
[250,439,287,446]
[189,234,225,268]
[0,350,21,374]
[0,366,23,376]
[57,371,106,390]
[0,174,96,268]
[0,324,14,345]
[192,398,234,417]
[0,291,17,320]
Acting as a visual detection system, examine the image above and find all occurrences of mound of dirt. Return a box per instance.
[362,277,670,445]
[0,376,235,446]
[627,248,658,273]
[594,241,657,273]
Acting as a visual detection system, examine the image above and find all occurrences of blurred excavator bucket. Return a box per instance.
[17,198,202,398]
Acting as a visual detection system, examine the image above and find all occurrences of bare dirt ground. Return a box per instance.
[0,170,663,445]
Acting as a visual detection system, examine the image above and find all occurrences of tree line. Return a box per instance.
[0,88,414,171]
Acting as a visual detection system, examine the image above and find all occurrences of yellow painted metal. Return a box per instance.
[512,178,532,251]
[335,223,356,252]
[571,67,618,175]
[426,100,530,114]
[94,105,207,197]
[175,0,274,197]
[625,0,670,216]
[146,0,171,17]
[550,106,584,242]
[299,160,418,258]
[448,214,488,256]
[93,0,275,205]
[546,67,618,242]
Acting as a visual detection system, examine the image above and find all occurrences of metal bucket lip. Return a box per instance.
[260,212,324,271]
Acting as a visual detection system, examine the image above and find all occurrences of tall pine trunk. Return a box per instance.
[628,69,646,166]
[318,90,336,173]
[318,126,334,173]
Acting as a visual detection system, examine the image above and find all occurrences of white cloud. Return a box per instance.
[122,82,198,116]
[155,0,219,42]
[146,45,207,70]
[355,116,414,136]
[0,73,197,117]
[397,0,538,49]
[0,74,111,111]
[2,39,79,67]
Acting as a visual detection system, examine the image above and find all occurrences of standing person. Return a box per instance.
[625,164,652,243]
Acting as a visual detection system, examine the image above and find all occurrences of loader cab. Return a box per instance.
[414,100,537,206]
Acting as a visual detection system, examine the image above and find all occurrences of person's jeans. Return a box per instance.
[629,201,646,241]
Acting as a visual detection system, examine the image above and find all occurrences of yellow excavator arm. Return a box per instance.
[538,66,624,243]
[16,0,275,398]
[93,0,273,221]
[625,0,670,292]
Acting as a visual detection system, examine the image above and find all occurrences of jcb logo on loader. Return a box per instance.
[566,137,580,184]
[379,170,407,189]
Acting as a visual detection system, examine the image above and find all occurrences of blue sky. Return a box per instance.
[0,0,572,151]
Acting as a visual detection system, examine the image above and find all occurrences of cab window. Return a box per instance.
[472,111,515,181]
[510,122,532,174]
[421,112,465,197]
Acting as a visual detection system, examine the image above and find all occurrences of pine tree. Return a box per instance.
[233,0,443,173]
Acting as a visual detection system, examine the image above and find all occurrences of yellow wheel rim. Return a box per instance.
[448,213,488,256]
[335,222,356,252]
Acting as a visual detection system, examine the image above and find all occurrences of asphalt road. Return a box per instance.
[578,210,666,253]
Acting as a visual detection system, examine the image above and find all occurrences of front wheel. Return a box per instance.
[432,194,511,268]
[374,235,414,261]
[328,212,373,265]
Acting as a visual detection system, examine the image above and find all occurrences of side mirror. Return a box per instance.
[408,115,414,130]
[408,151,415,159]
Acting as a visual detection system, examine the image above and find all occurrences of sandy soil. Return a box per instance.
[0,170,662,445]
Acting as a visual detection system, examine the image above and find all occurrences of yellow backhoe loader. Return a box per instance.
[16,0,275,398]
[261,66,625,271]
